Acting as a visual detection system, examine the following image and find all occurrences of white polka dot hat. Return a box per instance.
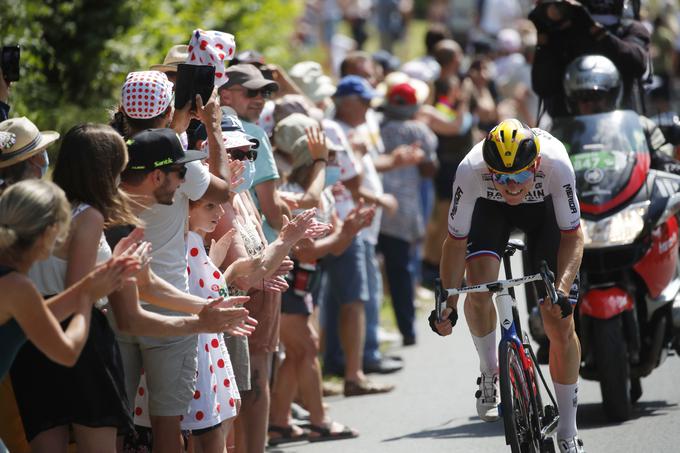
[122,71,174,119]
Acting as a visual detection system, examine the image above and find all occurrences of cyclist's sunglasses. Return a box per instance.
[161,164,187,179]
[491,167,535,185]
[229,149,258,162]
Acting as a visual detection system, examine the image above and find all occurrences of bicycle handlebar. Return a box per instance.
[434,260,569,319]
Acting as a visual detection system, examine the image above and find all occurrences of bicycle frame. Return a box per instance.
[438,258,561,447]
[445,273,544,392]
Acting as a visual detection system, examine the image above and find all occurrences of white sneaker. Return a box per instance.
[558,436,586,453]
[475,372,500,422]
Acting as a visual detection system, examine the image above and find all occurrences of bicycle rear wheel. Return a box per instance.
[499,339,540,453]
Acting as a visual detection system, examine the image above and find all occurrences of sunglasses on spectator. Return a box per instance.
[491,167,535,185]
[161,164,187,179]
[228,87,274,99]
[229,149,258,162]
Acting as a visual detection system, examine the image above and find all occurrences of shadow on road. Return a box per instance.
[577,400,679,429]
[382,417,505,442]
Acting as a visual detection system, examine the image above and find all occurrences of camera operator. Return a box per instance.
[530,0,650,119]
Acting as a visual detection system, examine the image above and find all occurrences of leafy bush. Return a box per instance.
[0,0,301,139]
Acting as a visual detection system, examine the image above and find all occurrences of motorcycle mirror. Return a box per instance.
[656,192,680,228]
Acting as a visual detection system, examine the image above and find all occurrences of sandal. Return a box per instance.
[267,424,309,446]
[308,422,359,443]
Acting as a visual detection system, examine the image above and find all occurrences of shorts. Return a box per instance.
[246,289,281,354]
[320,238,369,305]
[466,197,578,301]
[224,334,251,392]
[118,333,199,417]
[281,291,314,315]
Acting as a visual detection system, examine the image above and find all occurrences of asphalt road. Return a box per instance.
[272,252,680,452]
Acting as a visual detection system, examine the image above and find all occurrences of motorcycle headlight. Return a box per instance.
[581,201,649,248]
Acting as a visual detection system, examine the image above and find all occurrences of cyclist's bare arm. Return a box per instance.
[440,235,468,310]
[555,228,584,300]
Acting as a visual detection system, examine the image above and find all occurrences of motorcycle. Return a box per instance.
[536,110,680,421]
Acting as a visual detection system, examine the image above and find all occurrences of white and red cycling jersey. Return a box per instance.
[447,128,581,239]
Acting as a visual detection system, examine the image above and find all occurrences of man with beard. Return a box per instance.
[117,125,234,452]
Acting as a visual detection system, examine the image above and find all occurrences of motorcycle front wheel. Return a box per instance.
[591,315,632,421]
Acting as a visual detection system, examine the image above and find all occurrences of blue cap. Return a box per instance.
[333,75,375,100]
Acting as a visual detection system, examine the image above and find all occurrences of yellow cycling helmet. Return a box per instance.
[482,119,540,174]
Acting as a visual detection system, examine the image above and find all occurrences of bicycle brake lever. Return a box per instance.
[539,261,558,302]
[434,278,447,321]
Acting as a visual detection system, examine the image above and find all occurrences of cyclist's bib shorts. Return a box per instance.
[466,197,579,303]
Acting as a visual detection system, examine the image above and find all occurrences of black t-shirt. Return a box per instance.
[104,225,135,251]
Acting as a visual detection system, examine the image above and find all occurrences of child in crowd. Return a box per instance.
[133,195,248,453]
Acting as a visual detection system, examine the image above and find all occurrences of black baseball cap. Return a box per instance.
[222,64,279,91]
[126,128,207,171]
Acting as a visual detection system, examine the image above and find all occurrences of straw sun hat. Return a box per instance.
[0,117,59,169]
[150,45,189,73]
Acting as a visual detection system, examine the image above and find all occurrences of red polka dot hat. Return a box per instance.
[122,71,174,120]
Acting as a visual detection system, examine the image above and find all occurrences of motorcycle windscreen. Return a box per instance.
[551,111,650,212]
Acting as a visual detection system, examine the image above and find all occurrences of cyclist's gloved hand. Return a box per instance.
[428,307,458,336]
[555,290,573,319]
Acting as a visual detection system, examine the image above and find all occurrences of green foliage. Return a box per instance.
[0,0,302,138]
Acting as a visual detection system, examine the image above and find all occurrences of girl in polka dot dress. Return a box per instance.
[133,197,241,452]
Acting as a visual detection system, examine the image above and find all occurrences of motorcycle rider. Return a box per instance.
[564,55,680,174]
[530,0,650,118]
[430,118,586,453]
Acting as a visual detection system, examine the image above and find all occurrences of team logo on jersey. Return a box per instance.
[563,183,578,214]
[450,187,463,219]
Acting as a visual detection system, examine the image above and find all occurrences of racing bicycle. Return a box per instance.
[435,239,562,452]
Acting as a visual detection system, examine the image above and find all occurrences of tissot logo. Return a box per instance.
[450,187,463,218]
[563,184,578,214]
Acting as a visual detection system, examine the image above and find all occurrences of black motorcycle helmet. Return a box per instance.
[563,55,622,115]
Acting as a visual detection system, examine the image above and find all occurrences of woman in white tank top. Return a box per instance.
[10,124,140,451]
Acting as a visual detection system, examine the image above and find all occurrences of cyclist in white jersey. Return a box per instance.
[431,119,586,453]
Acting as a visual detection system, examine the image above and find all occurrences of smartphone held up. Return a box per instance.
[174,63,215,110]
[1,45,20,83]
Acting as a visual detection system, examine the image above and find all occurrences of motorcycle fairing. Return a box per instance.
[633,215,680,299]
[580,286,634,319]
[551,111,650,216]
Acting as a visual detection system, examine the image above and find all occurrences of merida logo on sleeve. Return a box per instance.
[563,184,578,214]
[450,187,463,219]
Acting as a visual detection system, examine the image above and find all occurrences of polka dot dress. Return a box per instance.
[133,231,240,430]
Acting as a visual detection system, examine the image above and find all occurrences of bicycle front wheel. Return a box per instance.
[499,339,540,453]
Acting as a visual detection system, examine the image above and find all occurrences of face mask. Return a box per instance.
[33,150,49,178]
[233,160,256,193]
[325,165,341,187]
